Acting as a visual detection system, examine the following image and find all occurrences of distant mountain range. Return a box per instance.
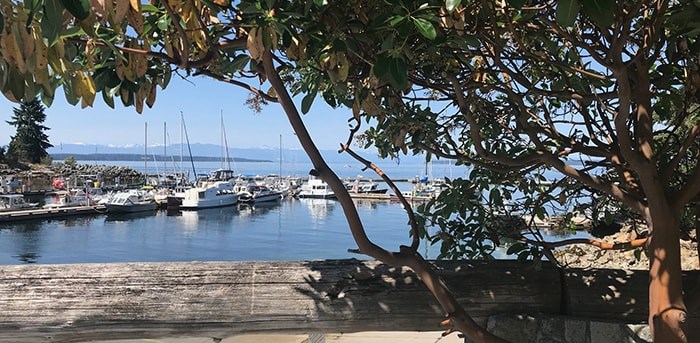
[47,143,425,164]
[49,153,270,163]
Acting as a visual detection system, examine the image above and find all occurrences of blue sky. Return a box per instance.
[0,75,355,151]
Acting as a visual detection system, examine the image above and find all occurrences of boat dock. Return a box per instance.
[0,205,106,223]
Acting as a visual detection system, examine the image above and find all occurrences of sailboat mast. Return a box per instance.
[220,111,224,169]
[279,134,282,181]
[144,122,148,185]
[163,122,167,177]
[180,112,184,178]
[221,110,232,170]
[181,113,197,179]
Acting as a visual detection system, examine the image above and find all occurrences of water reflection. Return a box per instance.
[178,205,240,231]
[104,211,156,223]
[7,221,43,263]
[352,198,392,211]
[237,201,282,218]
[297,198,336,220]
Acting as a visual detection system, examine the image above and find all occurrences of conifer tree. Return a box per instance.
[6,98,53,164]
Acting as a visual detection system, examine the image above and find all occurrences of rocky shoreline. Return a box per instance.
[0,162,145,190]
[553,225,699,270]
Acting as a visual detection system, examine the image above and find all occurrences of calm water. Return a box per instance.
[0,160,584,265]
[0,198,432,265]
[1,159,461,265]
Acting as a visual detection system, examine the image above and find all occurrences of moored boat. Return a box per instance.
[179,181,238,209]
[42,189,95,208]
[345,178,388,194]
[104,190,158,213]
[0,194,39,211]
[297,178,336,199]
[238,183,283,203]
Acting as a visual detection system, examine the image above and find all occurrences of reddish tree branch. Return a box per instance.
[262,49,506,343]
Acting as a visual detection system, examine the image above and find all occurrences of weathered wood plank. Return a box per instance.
[0,260,559,342]
[0,260,698,343]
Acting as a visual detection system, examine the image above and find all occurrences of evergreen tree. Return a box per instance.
[6,98,53,164]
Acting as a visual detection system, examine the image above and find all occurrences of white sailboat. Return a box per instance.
[179,112,239,209]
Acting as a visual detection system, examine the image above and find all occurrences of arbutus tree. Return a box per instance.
[0,0,698,342]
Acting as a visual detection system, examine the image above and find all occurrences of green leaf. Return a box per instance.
[581,0,614,28]
[445,0,462,12]
[506,242,526,255]
[301,92,315,114]
[388,57,408,89]
[230,54,250,71]
[412,17,437,40]
[508,0,527,10]
[556,0,580,27]
[157,15,170,31]
[102,88,115,109]
[42,1,65,45]
[373,56,392,79]
[388,15,405,27]
[59,0,90,21]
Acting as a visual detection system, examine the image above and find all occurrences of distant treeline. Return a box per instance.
[50,153,272,163]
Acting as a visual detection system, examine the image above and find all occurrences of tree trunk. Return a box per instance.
[647,207,688,342]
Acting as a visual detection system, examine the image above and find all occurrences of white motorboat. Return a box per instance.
[238,183,283,203]
[104,190,158,213]
[297,178,336,199]
[0,194,39,211]
[179,181,238,209]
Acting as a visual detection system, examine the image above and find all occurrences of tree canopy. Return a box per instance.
[6,97,53,163]
[0,0,698,342]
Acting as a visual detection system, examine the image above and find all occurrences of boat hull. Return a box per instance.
[180,194,238,210]
[297,193,336,199]
[105,203,158,213]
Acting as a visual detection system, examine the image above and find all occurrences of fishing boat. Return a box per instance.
[179,181,238,209]
[297,178,336,199]
[0,194,39,211]
[104,190,158,213]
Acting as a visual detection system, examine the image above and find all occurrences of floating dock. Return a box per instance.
[0,205,106,223]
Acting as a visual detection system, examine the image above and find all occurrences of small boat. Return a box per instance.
[179,181,238,210]
[0,194,39,211]
[43,189,94,208]
[297,178,336,199]
[238,183,283,203]
[346,178,388,194]
[104,190,158,213]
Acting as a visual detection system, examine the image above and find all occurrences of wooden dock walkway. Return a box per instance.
[0,205,106,222]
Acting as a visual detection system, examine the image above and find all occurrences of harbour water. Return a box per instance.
[0,160,584,265]
[0,198,430,265]
[1,158,447,265]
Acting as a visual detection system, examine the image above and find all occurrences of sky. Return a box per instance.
[0,75,356,151]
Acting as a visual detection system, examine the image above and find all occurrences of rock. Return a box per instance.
[553,224,699,270]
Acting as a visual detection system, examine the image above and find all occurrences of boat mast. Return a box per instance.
[221,110,232,170]
[181,112,197,180]
[180,112,184,180]
[163,121,167,178]
[279,134,282,182]
[144,122,148,185]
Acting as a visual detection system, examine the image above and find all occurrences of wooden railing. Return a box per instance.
[0,260,698,342]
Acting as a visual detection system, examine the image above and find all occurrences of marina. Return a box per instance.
[0,197,431,265]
